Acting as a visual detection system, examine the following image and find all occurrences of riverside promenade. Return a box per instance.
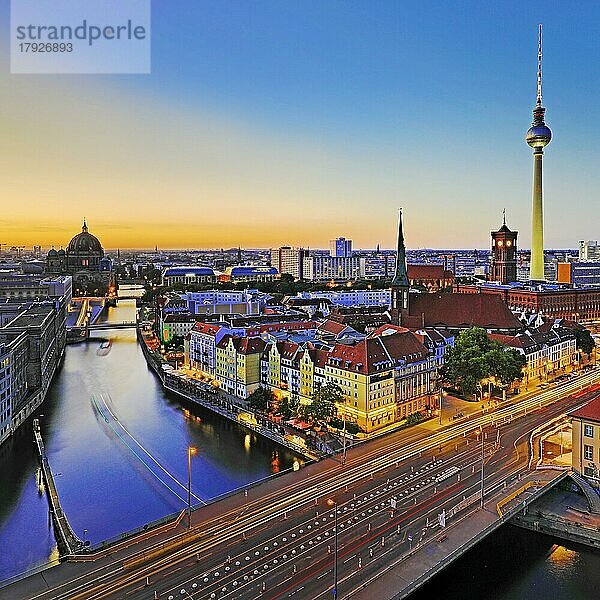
[136,327,321,461]
[33,419,84,556]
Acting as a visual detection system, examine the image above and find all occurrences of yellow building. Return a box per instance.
[261,328,435,434]
[215,335,266,399]
[571,395,600,487]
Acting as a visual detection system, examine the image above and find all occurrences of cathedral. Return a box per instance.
[46,220,113,293]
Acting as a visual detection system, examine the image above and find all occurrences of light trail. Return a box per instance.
[91,394,205,506]
[95,393,206,505]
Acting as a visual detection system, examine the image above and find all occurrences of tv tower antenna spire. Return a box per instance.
[536,23,543,108]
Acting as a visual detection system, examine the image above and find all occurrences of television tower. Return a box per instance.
[525,24,552,281]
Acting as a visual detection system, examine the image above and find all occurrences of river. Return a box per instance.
[411,524,600,600]
[0,299,301,582]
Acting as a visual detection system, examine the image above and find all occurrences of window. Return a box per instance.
[584,424,594,438]
[584,445,594,461]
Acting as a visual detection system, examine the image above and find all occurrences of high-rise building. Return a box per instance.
[304,254,365,281]
[329,237,352,258]
[490,213,518,284]
[579,241,600,262]
[270,247,309,280]
[525,25,552,281]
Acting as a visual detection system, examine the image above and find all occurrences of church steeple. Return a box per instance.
[391,208,410,320]
[392,208,409,287]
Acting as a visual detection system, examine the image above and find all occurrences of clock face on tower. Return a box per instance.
[497,240,504,247]
[506,240,512,247]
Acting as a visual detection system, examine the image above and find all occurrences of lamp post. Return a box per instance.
[480,426,484,509]
[340,400,347,466]
[326,498,338,599]
[438,386,447,425]
[187,446,197,529]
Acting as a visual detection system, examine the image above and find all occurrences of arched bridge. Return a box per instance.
[67,321,137,333]
[87,321,137,330]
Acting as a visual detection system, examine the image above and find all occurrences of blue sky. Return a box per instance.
[2,1,599,249]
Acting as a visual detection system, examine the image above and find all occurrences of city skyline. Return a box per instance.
[2,2,599,249]
[2,4,600,599]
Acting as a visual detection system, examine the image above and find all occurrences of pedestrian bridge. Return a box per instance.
[67,321,137,333]
[87,321,137,330]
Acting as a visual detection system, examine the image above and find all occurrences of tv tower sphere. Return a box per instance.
[526,120,552,148]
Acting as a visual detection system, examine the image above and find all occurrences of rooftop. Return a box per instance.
[571,395,600,423]
[408,292,523,331]
[163,266,215,276]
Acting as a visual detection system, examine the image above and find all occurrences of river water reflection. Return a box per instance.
[0,299,301,582]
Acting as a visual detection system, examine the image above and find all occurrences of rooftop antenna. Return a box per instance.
[536,24,543,108]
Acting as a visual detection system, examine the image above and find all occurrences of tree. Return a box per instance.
[248,386,274,412]
[297,401,312,422]
[308,383,343,423]
[277,395,299,420]
[485,347,527,387]
[574,327,596,356]
[440,327,526,397]
[406,412,425,426]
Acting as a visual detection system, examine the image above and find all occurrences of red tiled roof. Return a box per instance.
[192,322,221,336]
[409,293,523,331]
[408,264,453,280]
[248,321,317,336]
[216,334,233,349]
[217,335,266,354]
[275,340,301,359]
[488,333,522,347]
[234,337,267,354]
[369,324,410,337]
[325,331,429,375]
[318,320,349,335]
[570,395,600,423]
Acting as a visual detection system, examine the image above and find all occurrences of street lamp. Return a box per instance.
[326,498,338,599]
[187,446,197,529]
[438,387,447,425]
[480,426,484,508]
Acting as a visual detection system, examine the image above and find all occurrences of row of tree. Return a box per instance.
[247,382,360,430]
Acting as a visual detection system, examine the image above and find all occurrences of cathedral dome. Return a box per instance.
[67,220,103,254]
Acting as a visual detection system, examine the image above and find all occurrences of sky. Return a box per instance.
[1,0,599,250]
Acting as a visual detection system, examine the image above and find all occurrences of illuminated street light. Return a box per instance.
[187,446,197,529]
[438,387,447,425]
